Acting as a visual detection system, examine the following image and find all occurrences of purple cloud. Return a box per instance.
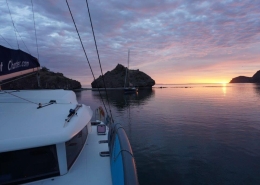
[0,0,259,84]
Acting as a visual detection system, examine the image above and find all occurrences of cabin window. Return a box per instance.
[65,125,88,170]
[0,145,59,185]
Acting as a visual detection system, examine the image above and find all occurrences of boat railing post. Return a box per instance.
[37,72,41,88]
[95,108,98,121]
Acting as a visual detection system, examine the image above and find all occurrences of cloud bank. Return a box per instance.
[0,0,259,84]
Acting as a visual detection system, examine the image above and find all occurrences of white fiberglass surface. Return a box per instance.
[0,90,92,152]
[0,90,78,104]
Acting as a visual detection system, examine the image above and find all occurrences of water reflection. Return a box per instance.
[222,83,226,96]
[91,89,155,110]
[74,89,82,99]
[75,85,260,185]
[253,83,260,97]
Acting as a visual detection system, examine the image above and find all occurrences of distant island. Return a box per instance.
[91,64,155,88]
[1,67,81,90]
[230,70,260,83]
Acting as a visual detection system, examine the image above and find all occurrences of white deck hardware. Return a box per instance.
[64,104,83,127]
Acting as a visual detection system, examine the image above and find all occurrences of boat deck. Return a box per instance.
[0,90,92,153]
[26,125,112,185]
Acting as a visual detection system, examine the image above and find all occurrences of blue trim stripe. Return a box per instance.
[111,135,124,185]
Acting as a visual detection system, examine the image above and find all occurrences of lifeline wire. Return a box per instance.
[3,90,38,105]
[65,0,109,117]
[31,0,40,60]
[6,0,19,49]
[85,0,114,123]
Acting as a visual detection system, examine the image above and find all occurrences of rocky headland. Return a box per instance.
[91,64,155,88]
[230,70,260,83]
[1,67,81,90]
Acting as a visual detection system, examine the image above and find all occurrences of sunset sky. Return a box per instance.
[0,0,259,85]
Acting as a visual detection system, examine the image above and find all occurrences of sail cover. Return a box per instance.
[0,45,40,81]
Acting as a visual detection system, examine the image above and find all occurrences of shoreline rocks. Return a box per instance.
[1,68,81,90]
[230,70,260,83]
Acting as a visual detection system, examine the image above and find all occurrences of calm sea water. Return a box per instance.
[75,84,260,185]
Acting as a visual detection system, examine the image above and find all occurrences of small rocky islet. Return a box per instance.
[230,70,260,83]
[91,64,155,88]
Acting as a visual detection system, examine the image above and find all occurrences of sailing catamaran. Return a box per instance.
[0,45,139,185]
[0,1,138,184]
[124,50,138,93]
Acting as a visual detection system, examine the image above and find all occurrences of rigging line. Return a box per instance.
[0,34,13,48]
[86,0,114,123]
[31,0,39,61]
[0,102,72,105]
[65,0,109,116]
[14,27,32,55]
[0,72,38,86]
[6,0,31,55]
[3,90,38,105]
[6,0,19,49]
[0,102,34,103]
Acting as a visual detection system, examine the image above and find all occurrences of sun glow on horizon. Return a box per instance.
[155,78,230,85]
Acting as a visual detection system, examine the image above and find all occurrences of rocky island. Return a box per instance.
[1,67,81,90]
[91,64,155,88]
[230,70,260,83]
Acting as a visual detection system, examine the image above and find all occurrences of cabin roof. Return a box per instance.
[0,90,93,153]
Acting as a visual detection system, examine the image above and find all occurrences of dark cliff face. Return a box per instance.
[230,76,253,83]
[230,70,260,83]
[91,64,155,88]
[252,70,260,82]
[1,69,81,90]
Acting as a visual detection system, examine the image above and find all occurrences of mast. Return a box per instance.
[124,49,130,88]
[127,49,130,69]
[127,49,130,87]
[124,67,127,88]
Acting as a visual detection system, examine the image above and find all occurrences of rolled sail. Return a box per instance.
[0,45,40,81]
